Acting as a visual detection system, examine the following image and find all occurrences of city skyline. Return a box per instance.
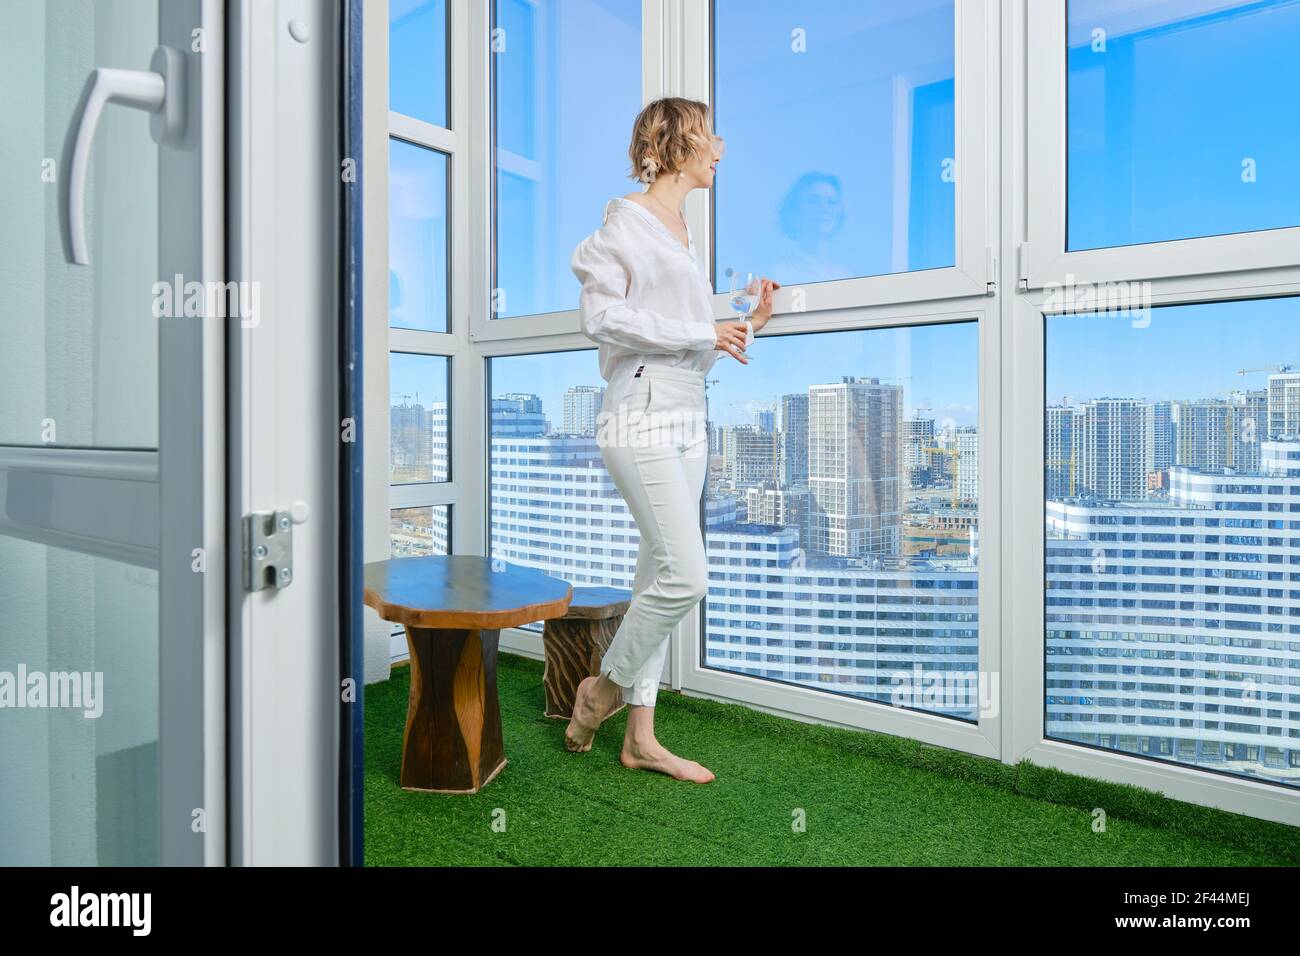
[388,297,1300,433]
[478,322,980,431]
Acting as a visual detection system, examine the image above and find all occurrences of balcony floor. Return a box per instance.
[364,654,1299,867]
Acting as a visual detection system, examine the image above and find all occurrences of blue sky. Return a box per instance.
[1047,297,1300,404]
[1068,0,1300,250]
[390,352,448,410]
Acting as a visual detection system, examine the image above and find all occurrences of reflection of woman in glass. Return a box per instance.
[568,97,779,783]
[769,172,851,284]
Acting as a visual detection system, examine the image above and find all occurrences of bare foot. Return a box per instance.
[564,676,621,752]
[620,736,715,783]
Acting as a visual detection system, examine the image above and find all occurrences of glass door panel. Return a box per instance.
[0,0,215,866]
[0,0,160,448]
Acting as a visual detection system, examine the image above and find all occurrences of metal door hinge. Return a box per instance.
[244,510,294,591]
[1016,242,1030,291]
[985,247,997,296]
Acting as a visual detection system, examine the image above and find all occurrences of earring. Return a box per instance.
[676,170,683,180]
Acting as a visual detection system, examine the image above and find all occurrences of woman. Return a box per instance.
[567,97,779,783]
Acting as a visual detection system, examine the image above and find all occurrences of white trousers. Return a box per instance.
[598,363,709,707]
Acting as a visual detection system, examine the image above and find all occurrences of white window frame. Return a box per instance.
[676,0,998,764]
[1007,0,1300,827]
[1005,283,1300,828]
[1022,0,1300,291]
[684,0,996,317]
[384,0,472,575]
[470,0,995,340]
[466,0,1003,759]
[229,0,346,864]
[674,298,1002,760]
[370,0,1300,826]
[467,0,678,343]
[670,0,1000,759]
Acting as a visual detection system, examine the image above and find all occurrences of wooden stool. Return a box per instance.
[364,556,572,794]
[541,586,632,719]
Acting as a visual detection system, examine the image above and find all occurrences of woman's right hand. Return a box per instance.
[714,320,750,364]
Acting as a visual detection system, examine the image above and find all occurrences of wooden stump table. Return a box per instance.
[364,556,572,794]
[541,586,632,719]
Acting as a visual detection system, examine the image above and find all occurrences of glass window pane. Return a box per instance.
[0,0,160,448]
[491,0,642,319]
[389,138,449,333]
[488,350,624,633]
[713,0,955,289]
[1067,0,1300,251]
[1045,295,1300,788]
[488,331,981,713]
[0,536,159,865]
[391,505,451,557]
[703,324,979,718]
[390,0,448,128]
[389,352,449,484]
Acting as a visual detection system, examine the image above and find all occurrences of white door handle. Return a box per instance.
[68,46,184,265]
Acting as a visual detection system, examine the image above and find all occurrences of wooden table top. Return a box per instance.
[563,586,633,620]
[364,555,573,629]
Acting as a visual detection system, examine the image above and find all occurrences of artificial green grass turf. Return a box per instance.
[363,653,1300,867]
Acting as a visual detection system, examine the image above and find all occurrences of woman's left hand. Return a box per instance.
[752,277,781,331]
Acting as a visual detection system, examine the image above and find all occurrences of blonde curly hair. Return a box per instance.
[627,97,718,183]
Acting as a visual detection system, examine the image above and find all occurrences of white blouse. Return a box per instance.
[570,196,753,395]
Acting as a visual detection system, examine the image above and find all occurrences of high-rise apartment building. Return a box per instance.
[903,416,936,487]
[1144,399,1174,473]
[1075,398,1147,500]
[955,428,979,503]
[562,385,604,437]
[720,424,779,486]
[1267,370,1300,438]
[1171,394,1265,473]
[1045,405,1078,498]
[778,393,809,487]
[808,376,903,556]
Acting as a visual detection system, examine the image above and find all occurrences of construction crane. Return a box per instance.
[1237,364,1295,376]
